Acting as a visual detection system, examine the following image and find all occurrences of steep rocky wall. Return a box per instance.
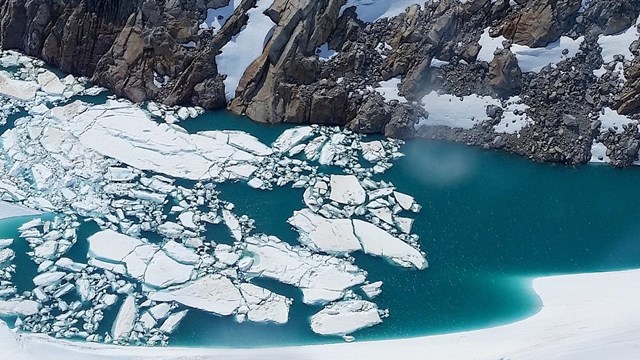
[2,0,640,166]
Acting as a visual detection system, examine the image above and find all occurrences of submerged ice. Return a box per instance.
[0,50,429,343]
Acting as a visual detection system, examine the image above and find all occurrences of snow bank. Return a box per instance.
[419,91,496,129]
[2,269,639,359]
[216,0,276,100]
[598,16,640,63]
[477,28,584,73]
[370,77,407,103]
[200,1,241,33]
[598,107,636,134]
[340,0,421,23]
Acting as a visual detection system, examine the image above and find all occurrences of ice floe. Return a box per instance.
[0,50,430,344]
[310,300,382,336]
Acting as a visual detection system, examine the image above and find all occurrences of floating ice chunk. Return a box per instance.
[140,312,157,330]
[222,209,242,241]
[370,207,394,225]
[329,175,366,205]
[247,177,265,189]
[88,230,145,264]
[149,303,172,320]
[215,244,240,265]
[0,248,15,264]
[53,100,268,181]
[37,70,65,95]
[31,164,54,190]
[159,309,188,333]
[162,241,199,265]
[157,222,184,238]
[272,127,315,153]
[353,220,426,269]
[178,211,197,230]
[33,271,66,287]
[0,71,39,101]
[289,209,361,254]
[106,167,137,182]
[239,283,290,324]
[395,216,414,234]
[393,191,415,210]
[360,281,383,299]
[0,299,40,316]
[361,141,386,162]
[89,230,193,288]
[112,295,137,340]
[144,250,194,288]
[224,131,273,156]
[150,274,242,316]
[245,235,366,305]
[0,238,13,249]
[310,300,382,336]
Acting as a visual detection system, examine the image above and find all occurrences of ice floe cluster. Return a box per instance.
[0,50,427,345]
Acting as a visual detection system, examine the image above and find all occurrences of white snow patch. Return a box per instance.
[477,28,584,73]
[216,0,276,100]
[598,16,640,63]
[200,1,240,33]
[418,92,497,129]
[340,0,422,23]
[370,77,407,103]
[598,107,636,134]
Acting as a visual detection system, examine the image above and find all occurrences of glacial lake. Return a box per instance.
[3,109,640,348]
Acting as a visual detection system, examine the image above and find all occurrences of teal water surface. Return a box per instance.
[170,113,640,347]
[3,110,640,348]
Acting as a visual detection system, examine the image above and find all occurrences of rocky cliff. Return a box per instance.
[2,0,640,166]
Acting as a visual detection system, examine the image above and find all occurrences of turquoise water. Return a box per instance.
[173,113,640,347]
[3,110,640,348]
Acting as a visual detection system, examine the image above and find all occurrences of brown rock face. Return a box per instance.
[488,48,522,96]
[229,0,345,124]
[618,60,640,115]
[499,0,580,47]
[0,0,229,108]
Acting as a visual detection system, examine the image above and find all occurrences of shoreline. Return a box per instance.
[2,269,638,360]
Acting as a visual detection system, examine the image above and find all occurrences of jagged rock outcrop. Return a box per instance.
[3,0,640,167]
[0,0,229,106]
[488,48,522,95]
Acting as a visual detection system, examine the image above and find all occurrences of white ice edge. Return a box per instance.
[0,200,42,220]
[2,269,639,360]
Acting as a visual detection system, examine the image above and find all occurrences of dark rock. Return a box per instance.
[488,49,522,95]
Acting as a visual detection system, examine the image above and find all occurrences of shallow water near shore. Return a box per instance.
[3,108,640,348]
